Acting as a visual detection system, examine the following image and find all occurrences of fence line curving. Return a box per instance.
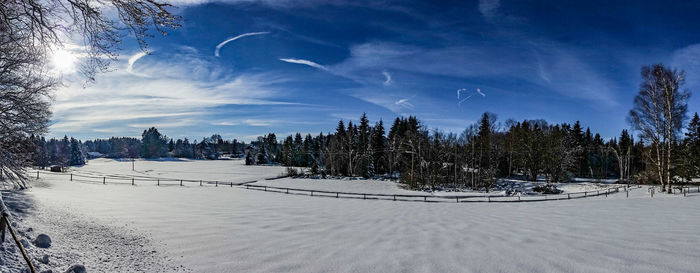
[33,169,659,203]
[242,184,639,203]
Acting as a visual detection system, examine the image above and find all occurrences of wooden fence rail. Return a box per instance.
[243,184,637,203]
[34,170,652,203]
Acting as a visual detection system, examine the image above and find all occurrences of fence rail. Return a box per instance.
[243,184,639,203]
[34,170,257,186]
[33,169,657,203]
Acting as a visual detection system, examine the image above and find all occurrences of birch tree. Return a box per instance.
[628,64,689,192]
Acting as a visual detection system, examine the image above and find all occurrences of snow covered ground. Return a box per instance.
[2,159,700,272]
[70,158,287,183]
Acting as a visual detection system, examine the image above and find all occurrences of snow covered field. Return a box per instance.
[2,159,700,272]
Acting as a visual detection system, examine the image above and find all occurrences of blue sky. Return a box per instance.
[50,0,700,141]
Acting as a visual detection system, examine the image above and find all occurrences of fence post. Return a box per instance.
[567,193,570,199]
[37,171,39,179]
[311,191,314,196]
[180,180,183,186]
[286,188,289,194]
[132,178,134,185]
[230,182,233,187]
[626,189,628,198]
[584,192,587,197]
[424,196,427,202]
[2,215,38,273]
[456,196,459,203]
[605,189,608,197]
[215,181,218,187]
[246,185,249,189]
[264,186,267,191]
[488,196,490,202]
[158,179,160,186]
[393,195,396,201]
[70,173,72,181]
[518,195,521,201]
[363,194,366,200]
[103,177,105,185]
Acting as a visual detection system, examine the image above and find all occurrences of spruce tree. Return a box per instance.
[371,120,386,174]
[684,113,700,177]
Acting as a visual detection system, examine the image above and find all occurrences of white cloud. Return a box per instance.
[333,42,618,107]
[126,51,149,77]
[395,98,414,109]
[279,58,329,71]
[214,32,270,57]
[382,70,392,85]
[672,44,700,87]
[50,48,295,138]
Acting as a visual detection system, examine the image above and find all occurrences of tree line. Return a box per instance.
[22,64,700,193]
[244,112,649,190]
[30,127,250,168]
[246,63,697,193]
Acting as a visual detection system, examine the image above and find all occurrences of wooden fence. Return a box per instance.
[34,170,671,203]
[242,184,639,203]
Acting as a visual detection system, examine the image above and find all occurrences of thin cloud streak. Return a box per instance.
[382,70,392,85]
[214,32,269,57]
[395,98,414,109]
[50,48,296,138]
[279,58,329,71]
[126,51,149,77]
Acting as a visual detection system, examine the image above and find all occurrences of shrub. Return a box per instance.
[532,184,562,194]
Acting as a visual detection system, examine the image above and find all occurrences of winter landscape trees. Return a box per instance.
[10,63,695,193]
[628,64,690,192]
[0,0,179,187]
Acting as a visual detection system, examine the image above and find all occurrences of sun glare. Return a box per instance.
[51,49,76,73]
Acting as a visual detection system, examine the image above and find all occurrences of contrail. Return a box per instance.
[215,32,269,57]
[457,88,467,99]
[395,98,414,109]
[457,88,486,106]
[126,51,149,77]
[279,58,329,71]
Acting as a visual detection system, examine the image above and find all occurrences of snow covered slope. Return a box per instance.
[4,160,699,272]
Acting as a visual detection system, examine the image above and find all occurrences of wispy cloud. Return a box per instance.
[457,88,486,106]
[478,0,500,20]
[214,32,269,57]
[50,47,295,138]
[126,51,149,77]
[395,98,414,109]
[382,70,392,85]
[333,42,618,107]
[279,58,329,71]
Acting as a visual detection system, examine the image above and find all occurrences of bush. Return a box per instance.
[286,167,300,177]
[532,184,562,194]
[633,170,658,185]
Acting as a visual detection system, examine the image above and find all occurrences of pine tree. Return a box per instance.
[371,119,386,174]
[257,146,268,164]
[245,151,255,165]
[69,138,85,166]
[684,113,700,178]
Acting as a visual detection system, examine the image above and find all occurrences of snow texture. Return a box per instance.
[2,159,699,272]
